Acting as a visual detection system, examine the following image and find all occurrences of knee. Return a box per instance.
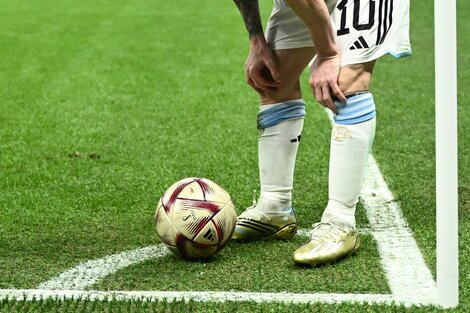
[260,81,302,104]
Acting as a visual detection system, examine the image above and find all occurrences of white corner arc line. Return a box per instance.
[361,155,437,305]
[37,245,169,290]
[37,228,369,292]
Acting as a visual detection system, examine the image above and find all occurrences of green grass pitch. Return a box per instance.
[0,0,468,312]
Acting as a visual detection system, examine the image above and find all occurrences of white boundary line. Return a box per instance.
[0,289,402,306]
[361,155,436,304]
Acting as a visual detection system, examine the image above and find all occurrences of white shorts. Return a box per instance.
[266,0,412,65]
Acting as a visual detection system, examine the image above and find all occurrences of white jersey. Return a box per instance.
[266,0,412,65]
[332,0,412,64]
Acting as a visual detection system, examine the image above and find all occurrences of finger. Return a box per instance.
[330,81,347,104]
[322,84,337,113]
[265,59,281,83]
[252,70,279,89]
[260,66,280,86]
[246,76,265,95]
[249,74,266,92]
[314,84,324,106]
[309,77,319,100]
[247,69,262,89]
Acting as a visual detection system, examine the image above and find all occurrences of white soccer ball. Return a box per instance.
[155,177,237,260]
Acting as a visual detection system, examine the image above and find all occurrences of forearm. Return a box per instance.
[285,0,338,57]
[233,0,264,40]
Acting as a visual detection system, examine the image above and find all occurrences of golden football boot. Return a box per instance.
[232,200,297,242]
[293,222,360,266]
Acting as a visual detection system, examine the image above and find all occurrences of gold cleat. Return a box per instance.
[293,222,360,266]
[232,201,297,242]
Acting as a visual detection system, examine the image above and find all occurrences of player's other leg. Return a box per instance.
[293,61,377,266]
[232,47,314,242]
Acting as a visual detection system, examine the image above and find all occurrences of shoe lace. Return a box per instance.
[309,222,344,242]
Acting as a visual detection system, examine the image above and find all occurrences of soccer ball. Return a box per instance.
[155,177,237,260]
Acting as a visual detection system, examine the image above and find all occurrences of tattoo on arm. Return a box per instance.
[233,0,263,38]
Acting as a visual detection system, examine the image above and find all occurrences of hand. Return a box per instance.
[309,55,346,113]
[245,36,280,95]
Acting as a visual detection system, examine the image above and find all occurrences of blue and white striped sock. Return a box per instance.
[333,92,376,125]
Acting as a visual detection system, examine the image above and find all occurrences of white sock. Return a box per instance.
[257,100,305,214]
[321,117,376,230]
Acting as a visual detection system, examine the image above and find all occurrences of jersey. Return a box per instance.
[265,0,412,65]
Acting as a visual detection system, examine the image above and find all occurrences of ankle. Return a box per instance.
[257,197,291,214]
[321,205,356,231]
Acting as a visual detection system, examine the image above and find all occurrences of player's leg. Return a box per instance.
[323,61,377,228]
[293,61,377,266]
[232,47,315,241]
[232,0,318,242]
[292,0,411,266]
